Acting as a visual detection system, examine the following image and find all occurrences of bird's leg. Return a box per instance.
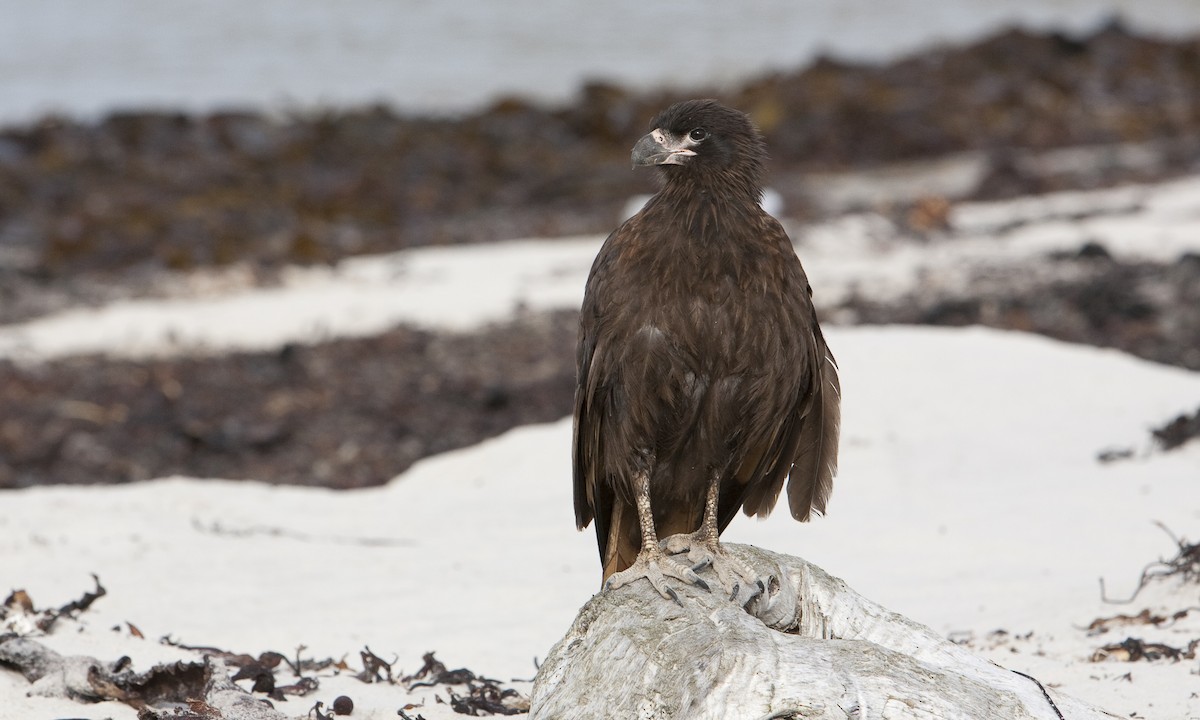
[664,470,766,604]
[604,467,709,604]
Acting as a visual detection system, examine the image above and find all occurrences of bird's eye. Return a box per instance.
[688,128,707,142]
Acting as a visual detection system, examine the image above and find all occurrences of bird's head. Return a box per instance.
[631,99,767,197]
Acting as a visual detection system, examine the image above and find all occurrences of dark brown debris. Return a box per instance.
[1095,401,1200,463]
[1095,447,1135,464]
[1083,608,1193,636]
[357,646,396,684]
[447,682,530,717]
[1,588,33,615]
[229,652,312,700]
[2,580,528,718]
[841,251,1200,373]
[403,652,529,716]
[157,638,340,706]
[307,700,335,720]
[1090,636,1200,662]
[272,675,319,699]
[2,634,526,718]
[1100,523,1200,604]
[1082,527,1200,679]
[1151,406,1200,451]
[192,518,413,547]
[403,651,486,688]
[0,310,577,489]
[306,697,353,719]
[0,574,106,633]
[47,573,108,629]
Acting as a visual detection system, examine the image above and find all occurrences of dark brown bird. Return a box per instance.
[572,99,840,602]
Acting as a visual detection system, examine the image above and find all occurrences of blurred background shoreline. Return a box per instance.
[4,21,1199,284]
[3,0,1200,123]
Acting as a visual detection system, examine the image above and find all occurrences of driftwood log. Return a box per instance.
[530,543,1119,720]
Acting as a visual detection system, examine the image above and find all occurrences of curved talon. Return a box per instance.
[620,534,766,606]
[662,534,771,607]
[740,579,765,606]
[605,550,708,603]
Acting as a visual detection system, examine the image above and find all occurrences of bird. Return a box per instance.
[572,99,840,603]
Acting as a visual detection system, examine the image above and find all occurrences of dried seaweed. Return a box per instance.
[352,645,394,684]
[305,695,355,718]
[402,652,529,716]
[1083,608,1194,636]
[1090,637,1200,662]
[403,652,495,689]
[1100,522,1200,604]
[1,574,106,633]
[192,518,414,548]
[4,577,526,717]
[1099,404,1200,463]
[1151,406,1200,451]
[446,683,530,716]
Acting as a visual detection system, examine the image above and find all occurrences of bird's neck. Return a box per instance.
[661,167,761,203]
[653,180,763,241]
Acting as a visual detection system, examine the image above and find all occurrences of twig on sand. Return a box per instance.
[1100,522,1200,604]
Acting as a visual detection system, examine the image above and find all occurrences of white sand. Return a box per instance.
[4,326,1199,718]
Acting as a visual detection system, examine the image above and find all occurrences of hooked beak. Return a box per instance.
[631,129,696,168]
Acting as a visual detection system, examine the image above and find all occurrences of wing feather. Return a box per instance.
[787,340,840,521]
[572,228,621,564]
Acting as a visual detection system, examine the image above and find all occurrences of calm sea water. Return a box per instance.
[2,0,1198,124]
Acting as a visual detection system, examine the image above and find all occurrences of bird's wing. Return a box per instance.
[728,217,841,526]
[571,345,597,532]
[572,227,621,535]
[785,329,840,521]
[573,226,648,577]
[731,325,839,525]
[572,303,602,533]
